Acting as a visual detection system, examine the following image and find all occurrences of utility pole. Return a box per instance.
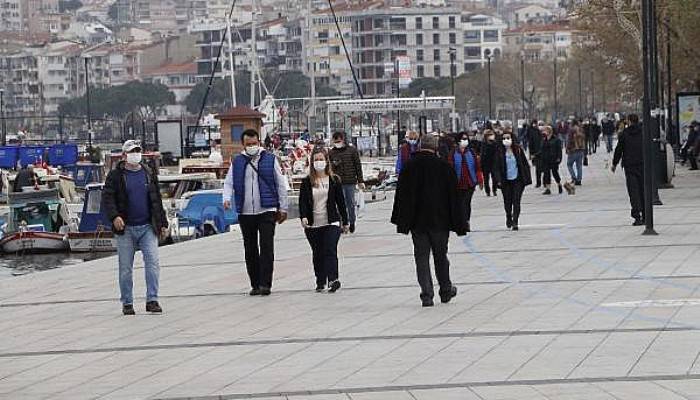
[226,17,237,107]
[0,89,6,146]
[577,67,583,118]
[485,49,492,121]
[640,0,658,235]
[553,56,558,123]
[590,69,595,115]
[449,47,456,132]
[307,0,316,134]
[250,0,257,108]
[520,51,525,121]
[84,55,93,149]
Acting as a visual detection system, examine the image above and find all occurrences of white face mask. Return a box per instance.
[245,145,261,156]
[126,152,142,164]
[460,140,469,148]
[313,160,327,171]
[503,139,513,147]
[407,139,418,145]
[333,142,345,149]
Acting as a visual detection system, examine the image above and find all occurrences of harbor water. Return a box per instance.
[0,252,114,278]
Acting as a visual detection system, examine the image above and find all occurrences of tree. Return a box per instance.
[58,81,176,119]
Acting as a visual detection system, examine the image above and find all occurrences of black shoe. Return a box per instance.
[328,280,341,293]
[440,286,457,304]
[122,304,135,315]
[349,223,356,233]
[512,224,519,231]
[558,184,563,194]
[506,216,513,229]
[422,298,434,307]
[542,189,552,195]
[690,167,699,171]
[249,288,261,296]
[146,301,162,313]
[632,218,644,226]
[260,287,272,296]
[575,180,582,186]
[486,192,491,197]
[315,284,325,293]
[535,183,542,188]
[466,222,471,232]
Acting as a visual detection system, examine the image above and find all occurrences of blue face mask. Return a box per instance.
[407,139,418,145]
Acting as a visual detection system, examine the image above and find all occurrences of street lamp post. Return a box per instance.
[590,70,595,115]
[577,67,583,118]
[641,0,658,235]
[485,49,492,121]
[553,56,558,124]
[520,51,526,121]
[84,55,93,149]
[0,88,6,146]
[449,47,457,132]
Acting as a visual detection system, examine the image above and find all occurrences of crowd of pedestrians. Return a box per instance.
[103,112,698,312]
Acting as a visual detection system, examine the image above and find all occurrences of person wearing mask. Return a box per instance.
[395,130,420,174]
[329,131,365,233]
[102,140,168,315]
[391,134,465,307]
[448,133,484,232]
[602,117,616,153]
[12,164,40,192]
[566,120,586,186]
[493,132,532,231]
[480,129,498,197]
[682,122,699,170]
[527,120,543,187]
[612,114,646,226]
[540,126,563,195]
[468,129,482,154]
[299,148,349,293]
[223,129,289,296]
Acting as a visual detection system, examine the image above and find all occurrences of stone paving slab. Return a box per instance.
[1,151,700,399]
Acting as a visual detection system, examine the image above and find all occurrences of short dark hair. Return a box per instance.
[628,114,640,125]
[332,131,345,140]
[241,129,259,144]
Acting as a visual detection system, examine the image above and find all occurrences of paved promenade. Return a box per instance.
[2,151,700,400]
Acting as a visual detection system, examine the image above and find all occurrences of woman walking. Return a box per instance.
[540,126,563,195]
[480,129,498,197]
[493,132,532,231]
[448,132,483,232]
[299,148,349,293]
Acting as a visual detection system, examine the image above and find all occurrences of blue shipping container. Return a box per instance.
[48,144,78,166]
[0,147,19,168]
[19,146,47,167]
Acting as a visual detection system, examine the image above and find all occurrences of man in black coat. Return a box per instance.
[391,134,465,307]
[611,114,646,226]
[527,120,543,187]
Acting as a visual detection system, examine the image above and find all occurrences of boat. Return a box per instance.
[66,184,117,253]
[0,189,69,254]
[173,189,238,240]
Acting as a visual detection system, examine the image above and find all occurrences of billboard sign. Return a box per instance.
[677,92,700,143]
[395,56,412,88]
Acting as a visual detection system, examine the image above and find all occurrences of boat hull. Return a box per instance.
[67,232,117,252]
[0,232,68,254]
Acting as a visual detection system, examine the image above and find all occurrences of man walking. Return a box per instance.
[527,120,543,187]
[223,129,289,296]
[102,140,168,315]
[602,117,616,153]
[566,120,586,186]
[329,131,365,233]
[395,130,420,175]
[612,114,646,226]
[391,134,465,307]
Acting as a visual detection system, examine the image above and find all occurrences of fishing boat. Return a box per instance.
[0,189,69,254]
[66,184,116,253]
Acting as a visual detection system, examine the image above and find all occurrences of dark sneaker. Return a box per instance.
[328,280,341,293]
[349,223,356,233]
[260,287,272,296]
[422,298,434,307]
[558,184,563,194]
[122,304,135,315]
[249,288,261,296]
[632,219,644,226]
[535,183,541,188]
[542,189,552,195]
[512,224,519,231]
[575,180,582,186]
[440,286,458,304]
[466,222,471,232]
[315,284,325,293]
[506,216,513,229]
[146,301,162,313]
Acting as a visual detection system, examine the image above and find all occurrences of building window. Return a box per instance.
[417,65,424,78]
[483,30,499,42]
[449,16,456,29]
[464,30,480,43]
[449,32,456,45]
[417,49,424,61]
[374,18,384,29]
[416,17,422,29]
[464,46,481,58]
[433,49,440,61]
[432,17,439,29]
[434,65,440,77]
[416,33,423,45]
[433,33,440,45]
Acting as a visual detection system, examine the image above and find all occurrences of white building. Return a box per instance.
[461,13,507,71]
[502,22,579,61]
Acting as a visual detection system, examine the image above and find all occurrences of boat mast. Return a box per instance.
[308,0,316,134]
[250,0,258,108]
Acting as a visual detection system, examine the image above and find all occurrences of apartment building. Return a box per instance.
[462,13,507,71]
[502,22,578,61]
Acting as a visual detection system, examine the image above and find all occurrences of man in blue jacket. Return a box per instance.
[223,129,289,296]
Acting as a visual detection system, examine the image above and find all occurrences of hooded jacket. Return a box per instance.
[613,123,644,168]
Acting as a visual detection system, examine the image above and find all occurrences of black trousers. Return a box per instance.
[534,158,543,186]
[501,180,525,222]
[411,230,452,301]
[305,225,341,286]
[543,163,561,186]
[483,169,497,195]
[457,187,475,222]
[690,150,699,170]
[624,166,645,220]
[238,211,277,289]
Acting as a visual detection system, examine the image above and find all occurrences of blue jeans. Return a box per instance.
[117,225,160,305]
[342,184,357,224]
[567,150,584,182]
[605,135,614,153]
